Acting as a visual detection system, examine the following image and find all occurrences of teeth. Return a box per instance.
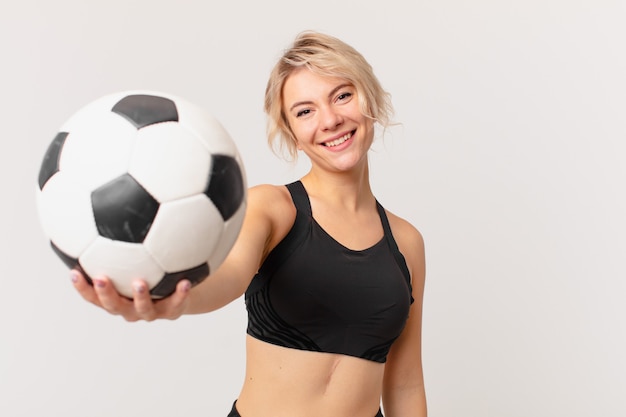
[324,132,352,147]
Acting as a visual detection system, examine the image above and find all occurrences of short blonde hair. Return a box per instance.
[264,31,394,161]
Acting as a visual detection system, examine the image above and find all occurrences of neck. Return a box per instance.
[301,162,374,212]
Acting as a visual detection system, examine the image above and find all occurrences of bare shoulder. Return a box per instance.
[384,210,424,253]
[248,183,292,203]
[247,183,294,218]
[246,183,297,250]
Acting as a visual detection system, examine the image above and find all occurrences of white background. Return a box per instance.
[1,0,625,416]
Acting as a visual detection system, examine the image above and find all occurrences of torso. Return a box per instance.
[236,181,413,417]
[237,336,384,417]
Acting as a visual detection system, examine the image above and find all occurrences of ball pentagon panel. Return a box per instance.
[91,173,160,243]
[208,198,246,270]
[205,154,245,221]
[38,132,68,190]
[50,241,81,271]
[111,94,178,129]
[150,263,210,299]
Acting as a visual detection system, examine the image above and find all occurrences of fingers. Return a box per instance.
[72,270,137,320]
[92,276,136,319]
[124,279,192,321]
[71,269,101,307]
[70,269,192,322]
[131,280,157,321]
[158,279,192,320]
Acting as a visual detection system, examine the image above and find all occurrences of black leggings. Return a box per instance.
[228,401,384,417]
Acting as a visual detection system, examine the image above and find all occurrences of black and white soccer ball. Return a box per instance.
[36,91,246,298]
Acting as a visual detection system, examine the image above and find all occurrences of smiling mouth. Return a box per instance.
[323,130,355,147]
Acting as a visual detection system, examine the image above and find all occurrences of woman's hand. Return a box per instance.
[70,269,191,322]
[68,185,292,320]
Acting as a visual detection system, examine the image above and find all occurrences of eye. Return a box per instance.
[336,92,353,102]
[296,108,311,118]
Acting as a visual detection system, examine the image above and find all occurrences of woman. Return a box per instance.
[72,31,427,417]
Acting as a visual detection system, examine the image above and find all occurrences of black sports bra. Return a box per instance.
[244,181,413,363]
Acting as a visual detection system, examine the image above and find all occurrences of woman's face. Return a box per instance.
[282,67,374,173]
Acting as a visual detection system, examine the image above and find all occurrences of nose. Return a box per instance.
[320,106,343,131]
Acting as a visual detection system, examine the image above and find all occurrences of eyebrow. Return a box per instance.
[288,83,353,112]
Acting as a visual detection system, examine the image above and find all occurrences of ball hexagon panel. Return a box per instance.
[205,154,245,221]
[80,237,165,298]
[129,122,211,203]
[176,101,239,157]
[112,94,178,129]
[58,93,125,132]
[144,194,224,273]
[91,173,160,243]
[36,171,98,258]
[58,111,137,191]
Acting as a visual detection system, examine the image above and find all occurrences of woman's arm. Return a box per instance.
[72,184,293,322]
[382,216,427,417]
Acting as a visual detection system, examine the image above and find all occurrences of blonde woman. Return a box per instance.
[74,31,427,417]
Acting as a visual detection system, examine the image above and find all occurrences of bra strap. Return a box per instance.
[376,201,412,287]
[286,181,312,216]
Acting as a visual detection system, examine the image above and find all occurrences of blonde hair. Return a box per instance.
[264,31,394,161]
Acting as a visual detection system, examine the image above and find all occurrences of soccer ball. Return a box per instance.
[36,91,246,298]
